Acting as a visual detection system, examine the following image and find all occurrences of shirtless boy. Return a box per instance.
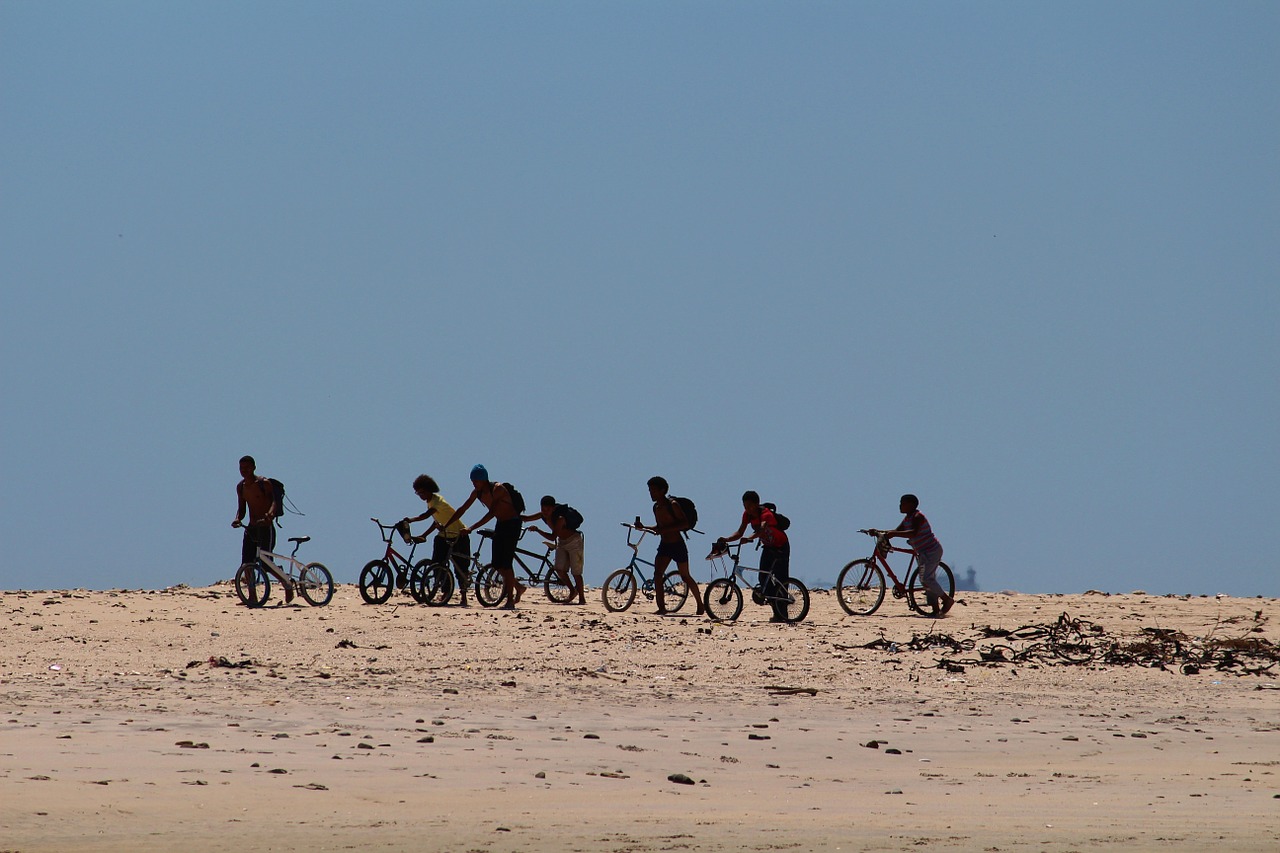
[636,476,704,616]
[438,465,525,609]
[231,455,291,604]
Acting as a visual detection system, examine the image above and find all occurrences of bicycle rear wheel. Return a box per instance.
[234,563,271,608]
[905,561,955,615]
[704,578,743,623]
[411,560,454,606]
[661,570,690,613]
[601,569,637,612]
[474,565,506,607]
[358,559,394,605]
[836,559,886,616]
[781,578,810,623]
[297,562,334,606]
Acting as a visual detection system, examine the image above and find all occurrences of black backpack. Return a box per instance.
[500,482,526,514]
[553,503,584,532]
[669,496,698,532]
[762,502,790,531]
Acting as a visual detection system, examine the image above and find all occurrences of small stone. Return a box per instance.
[668,773,695,785]
[535,771,546,779]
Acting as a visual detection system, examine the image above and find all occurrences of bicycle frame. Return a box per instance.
[617,524,666,593]
[371,518,420,574]
[869,537,918,595]
[255,537,310,581]
[706,541,788,602]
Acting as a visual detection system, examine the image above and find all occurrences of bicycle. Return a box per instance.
[835,529,955,616]
[357,518,451,605]
[472,527,577,607]
[702,539,809,623]
[600,523,692,613]
[234,533,334,608]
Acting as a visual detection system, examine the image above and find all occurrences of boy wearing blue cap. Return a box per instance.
[438,465,526,608]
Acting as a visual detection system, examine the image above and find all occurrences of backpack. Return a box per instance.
[553,503,584,532]
[500,482,526,514]
[669,496,698,532]
[762,502,790,531]
[239,477,291,527]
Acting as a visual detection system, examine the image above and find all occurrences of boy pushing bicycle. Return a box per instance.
[523,496,587,605]
[875,494,952,616]
[404,474,473,606]
[232,455,292,604]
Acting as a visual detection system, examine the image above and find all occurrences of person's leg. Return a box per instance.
[652,552,672,614]
[675,560,703,614]
[567,533,585,604]
[764,546,790,621]
[450,533,471,605]
[553,544,572,591]
[918,548,951,615]
[494,519,523,607]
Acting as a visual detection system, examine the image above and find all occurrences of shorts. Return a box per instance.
[491,518,521,572]
[241,523,276,565]
[432,532,471,576]
[655,537,689,564]
[554,532,585,577]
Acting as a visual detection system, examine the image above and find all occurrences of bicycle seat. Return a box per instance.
[289,536,311,544]
[477,529,494,538]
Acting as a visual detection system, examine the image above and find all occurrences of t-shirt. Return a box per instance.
[427,494,467,538]
[897,509,941,554]
[746,507,788,549]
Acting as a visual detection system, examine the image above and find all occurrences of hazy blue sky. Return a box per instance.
[3,2,1276,596]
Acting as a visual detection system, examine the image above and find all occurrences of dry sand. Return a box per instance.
[2,584,1277,852]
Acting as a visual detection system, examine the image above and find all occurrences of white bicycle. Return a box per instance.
[234,533,334,607]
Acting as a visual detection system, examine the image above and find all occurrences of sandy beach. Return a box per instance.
[2,585,1277,852]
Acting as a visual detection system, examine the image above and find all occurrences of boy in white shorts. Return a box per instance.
[524,495,586,605]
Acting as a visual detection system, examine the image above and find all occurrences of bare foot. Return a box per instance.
[513,583,527,604]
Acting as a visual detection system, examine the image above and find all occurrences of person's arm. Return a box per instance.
[233,483,246,527]
[463,485,501,534]
[439,489,478,532]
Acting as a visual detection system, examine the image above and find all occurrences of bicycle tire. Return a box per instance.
[297,562,334,606]
[234,563,271,608]
[781,578,810,623]
[704,578,743,623]
[358,559,395,605]
[474,564,506,607]
[543,567,575,604]
[836,559,886,616]
[905,561,956,615]
[661,570,690,613]
[415,560,454,606]
[601,569,638,612]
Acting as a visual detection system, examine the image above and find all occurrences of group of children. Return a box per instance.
[234,457,952,617]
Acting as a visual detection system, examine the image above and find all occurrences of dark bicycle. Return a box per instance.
[703,539,809,623]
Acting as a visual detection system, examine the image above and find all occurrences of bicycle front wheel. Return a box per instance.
[474,565,506,607]
[781,578,810,623]
[358,559,394,605]
[905,561,956,615]
[411,560,454,606]
[704,578,743,623]
[661,570,690,614]
[234,563,271,608]
[543,568,575,604]
[601,569,637,612]
[836,559,886,616]
[297,562,334,606]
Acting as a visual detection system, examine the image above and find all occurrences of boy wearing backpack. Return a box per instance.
[523,495,586,605]
[637,476,704,616]
[716,490,790,622]
[438,465,526,609]
[231,455,292,604]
